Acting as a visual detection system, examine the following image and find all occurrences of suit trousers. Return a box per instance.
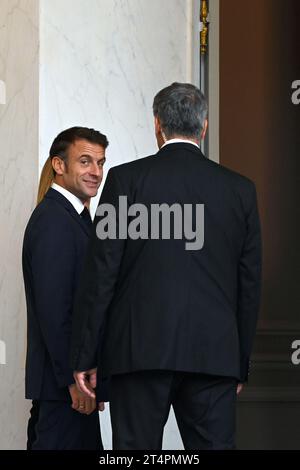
[110,370,237,450]
[27,400,40,450]
[30,400,103,450]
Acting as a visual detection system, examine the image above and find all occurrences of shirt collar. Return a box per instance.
[51,182,85,215]
[161,138,200,149]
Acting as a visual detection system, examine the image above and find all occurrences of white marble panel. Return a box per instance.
[0,0,39,450]
[40,0,199,216]
[39,0,199,449]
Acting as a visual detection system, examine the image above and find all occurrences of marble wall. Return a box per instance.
[39,0,200,214]
[0,0,39,450]
[0,0,199,449]
[39,0,199,449]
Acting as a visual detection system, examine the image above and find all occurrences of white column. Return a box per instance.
[40,0,199,450]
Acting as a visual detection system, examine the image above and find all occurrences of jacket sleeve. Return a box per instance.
[70,168,126,371]
[30,213,76,388]
[237,181,262,382]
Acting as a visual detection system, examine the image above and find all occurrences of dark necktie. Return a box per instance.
[80,207,93,228]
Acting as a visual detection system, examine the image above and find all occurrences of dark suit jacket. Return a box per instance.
[71,143,262,383]
[23,188,93,400]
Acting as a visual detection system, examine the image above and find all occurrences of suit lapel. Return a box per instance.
[45,188,91,237]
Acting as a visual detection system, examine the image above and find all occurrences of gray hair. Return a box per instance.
[152,82,207,140]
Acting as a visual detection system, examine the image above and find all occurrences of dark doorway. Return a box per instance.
[219,0,300,449]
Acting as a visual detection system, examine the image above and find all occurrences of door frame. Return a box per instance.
[207,0,220,163]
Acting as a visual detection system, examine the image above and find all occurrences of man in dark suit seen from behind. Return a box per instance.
[71,84,262,450]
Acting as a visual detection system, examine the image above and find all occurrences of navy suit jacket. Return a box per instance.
[71,143,262,383]
[23,188,94,400]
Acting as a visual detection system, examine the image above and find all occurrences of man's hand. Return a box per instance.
[73,368,97,398]
[68,383,96,415]
[237,383,243,394]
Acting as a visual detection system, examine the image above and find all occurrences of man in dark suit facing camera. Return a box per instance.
[22,127,108,450]
[71,83,262,450]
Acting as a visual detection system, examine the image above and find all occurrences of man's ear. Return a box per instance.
[154,116,161,136]
[200,119,208,141]
[51,156,65,176]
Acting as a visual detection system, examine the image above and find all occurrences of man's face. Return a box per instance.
[53,139,106,202]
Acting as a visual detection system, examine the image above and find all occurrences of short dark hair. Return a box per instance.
[49,126,109,161]
[153,82,207,140]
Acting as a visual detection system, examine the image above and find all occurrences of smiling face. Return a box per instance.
[52,138,106,203]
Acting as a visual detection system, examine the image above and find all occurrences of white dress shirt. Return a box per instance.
[51,182,85,215]
[161,138,200,149]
